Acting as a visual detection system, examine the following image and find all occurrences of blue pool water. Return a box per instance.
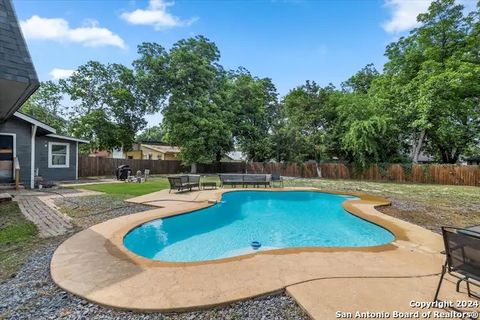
[123,191,395,262]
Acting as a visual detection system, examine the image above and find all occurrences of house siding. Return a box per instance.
[0,116,31,185]
[35,136,77,182]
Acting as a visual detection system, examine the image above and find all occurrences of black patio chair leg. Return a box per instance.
[466,279,471,297]
[434,263,447,301]
[456,278,464,293]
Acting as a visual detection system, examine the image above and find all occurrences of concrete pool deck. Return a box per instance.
[50,188,479,318]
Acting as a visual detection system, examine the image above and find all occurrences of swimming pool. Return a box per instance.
[123,191,395,262]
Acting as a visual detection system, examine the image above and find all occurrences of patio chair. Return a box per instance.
[433,226,480,301]
[271,172,284,188]
[167,175,201,193]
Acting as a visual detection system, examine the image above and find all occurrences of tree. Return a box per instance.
[227,68,278,161]
[380,0,480,163]
[61,61,162,151]
[135,36,235,164]
[20,81,68,133]
[136,124,166,142]
[275,81,338,162]
[341,63,379,94]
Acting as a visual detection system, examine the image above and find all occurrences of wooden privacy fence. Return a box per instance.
[78,156,480,186]
[246,162,480,187]
[78,156,188,177]
[78,156,245,177]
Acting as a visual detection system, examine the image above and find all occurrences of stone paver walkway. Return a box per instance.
[17,195,73,237]
[16,189,103,238]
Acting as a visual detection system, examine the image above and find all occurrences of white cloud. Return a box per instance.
[382,0,431,33]
[383,0,478,34]
[20,15,126,48]
[120,0,197,30]
[49,68,75,80]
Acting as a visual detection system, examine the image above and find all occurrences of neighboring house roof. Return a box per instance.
[464,155,480,162]
[141,144,181,154]
[226,151,247,161]
[89,150,111,157]
[0,0,40,122]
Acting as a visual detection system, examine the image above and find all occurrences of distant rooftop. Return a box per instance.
[141,143,181,154]
[0,0,39,121]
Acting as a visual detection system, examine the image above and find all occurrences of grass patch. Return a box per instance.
[77,176,220,197]
[78,177,170,197]
[0,201,38,282]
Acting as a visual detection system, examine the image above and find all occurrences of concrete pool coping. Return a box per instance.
[50,187,458,314]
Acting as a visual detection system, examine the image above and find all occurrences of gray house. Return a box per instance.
[0,0,87,188]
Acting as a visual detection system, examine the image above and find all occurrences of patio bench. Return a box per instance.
[219,174,244,188]
[243,174,271,188]
[167,175,201,193]
[219,174,272,188]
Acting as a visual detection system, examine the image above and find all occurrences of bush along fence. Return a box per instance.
[78,156,480,187]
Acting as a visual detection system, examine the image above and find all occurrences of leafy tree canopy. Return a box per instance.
[20,81,68,134]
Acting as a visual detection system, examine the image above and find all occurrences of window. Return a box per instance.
[48,142,70,168]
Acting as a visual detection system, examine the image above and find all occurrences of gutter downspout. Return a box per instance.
[75,141,79,180]
[30,124,37,189]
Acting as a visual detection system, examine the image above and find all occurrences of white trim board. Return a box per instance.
[14,112,56,133]
[46,134,89,144]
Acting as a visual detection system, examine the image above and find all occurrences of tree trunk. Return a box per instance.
[440,148,459,164]
[412,129,426,164]
[215,151,222,162]
[190,163,197,174]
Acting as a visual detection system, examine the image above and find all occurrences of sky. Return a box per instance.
[12,0,476,127]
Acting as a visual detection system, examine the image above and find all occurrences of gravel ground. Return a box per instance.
[0,193,309,320]
[54,194,153,229]
[0,239,308,320]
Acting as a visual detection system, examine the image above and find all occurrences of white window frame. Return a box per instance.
[48,142,70,168]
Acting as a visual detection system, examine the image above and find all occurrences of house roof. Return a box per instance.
[464,155,480,162]
[141,144,181,154]
[0,0,39,122]
[14,112,56,133]
[12,112,89,143]
[46,134,89,144]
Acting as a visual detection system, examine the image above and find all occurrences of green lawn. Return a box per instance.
[78,176,220,197]
[0,201,38,281]
[78,177,170,197]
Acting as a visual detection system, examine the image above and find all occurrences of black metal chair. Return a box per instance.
[434,226,480,301]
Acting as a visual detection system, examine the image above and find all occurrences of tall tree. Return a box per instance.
[136,124,166,142]
[61,61,162,151]
[276,81,337,162]
[341,63,379,94]
[148,36,234,164]
[227,68,278,161]
[20,81,68,133]
[381,0,480,163]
